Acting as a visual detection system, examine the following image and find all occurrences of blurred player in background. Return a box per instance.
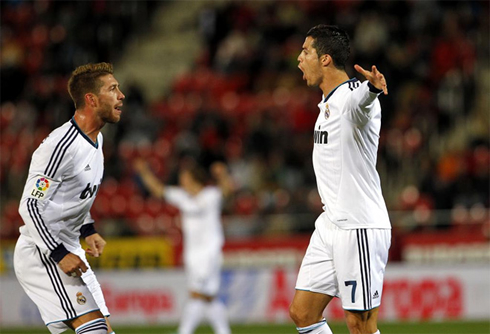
[289,25,391,334]
[14,62,124,334]
[134,159,233,334]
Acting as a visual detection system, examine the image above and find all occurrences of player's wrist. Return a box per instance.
[50,243,70,263]
[367,82,383,94]
[80,223,97,238]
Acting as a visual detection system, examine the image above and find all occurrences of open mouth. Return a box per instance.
[298,65,305,80]
[114,105,123,113]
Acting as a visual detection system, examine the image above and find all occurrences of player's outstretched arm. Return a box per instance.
[210,162,235,198]
[354,64,388,95]
[133,158,166,198]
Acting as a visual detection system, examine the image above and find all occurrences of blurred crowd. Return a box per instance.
[1,1,489,242]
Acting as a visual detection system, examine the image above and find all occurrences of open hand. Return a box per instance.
[354,64,388,95]
[133,158,149,174]
[210,162,227,179]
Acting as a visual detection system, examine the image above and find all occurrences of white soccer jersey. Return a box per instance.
[313,78,390,229]
[164,186,225,294]
[18,117,104,259]
[164,186,225,259]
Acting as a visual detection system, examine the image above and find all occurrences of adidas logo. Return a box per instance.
[84,164,91,171]
[373,290,379,299]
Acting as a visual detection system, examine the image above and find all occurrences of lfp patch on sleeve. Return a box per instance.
[31,177,50,200]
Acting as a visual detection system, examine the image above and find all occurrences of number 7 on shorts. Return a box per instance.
[345,280,357,303]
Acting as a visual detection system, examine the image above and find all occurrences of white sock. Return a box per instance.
[178,298,206,334]
[75,318,108,334]
[372,331,380,334]
[296,318,333,334]
[206,299,231,334]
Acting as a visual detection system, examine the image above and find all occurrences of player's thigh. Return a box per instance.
[295,216,338,297]
[65,310,105,330]
[14,236,99,327]
[334,228,390,311]
[187,254,222,296]
[290,289,334,326]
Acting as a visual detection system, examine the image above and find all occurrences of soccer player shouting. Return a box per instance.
[290,25,391,334]
[14,63,124,334]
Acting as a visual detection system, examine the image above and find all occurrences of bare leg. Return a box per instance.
[190,291,214,302]
[344,307,379,334]
[105,316,114,333]
[289,290,333,327]
[64,310,105,330]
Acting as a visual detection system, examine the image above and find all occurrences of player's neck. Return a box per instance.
[320,69,350,98]
[73,111,103,143]
[187,184,204,196]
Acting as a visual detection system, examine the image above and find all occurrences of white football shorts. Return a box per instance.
[185,249,223,296]
[295,213,391,311]
[14,235,100,334]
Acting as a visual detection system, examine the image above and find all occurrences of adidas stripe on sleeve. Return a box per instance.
[18,119,104,262]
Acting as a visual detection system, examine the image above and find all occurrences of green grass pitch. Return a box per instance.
[1,321,489,334]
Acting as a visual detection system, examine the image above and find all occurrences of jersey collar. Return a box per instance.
[70,117,99,148]
[322,78,359,103]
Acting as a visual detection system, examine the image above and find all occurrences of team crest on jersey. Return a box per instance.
[324,103,330,119]
[76,292,87,305]
[31,177,50,200]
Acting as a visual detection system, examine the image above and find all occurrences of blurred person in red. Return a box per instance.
[14,62,123,334]
[134,159,233,334]
[290,25,391,334]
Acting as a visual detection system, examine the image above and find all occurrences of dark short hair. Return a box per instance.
[181,163,208,186]
[67,62,114,109]
[306,25,350,70]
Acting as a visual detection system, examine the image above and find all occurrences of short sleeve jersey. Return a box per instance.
[18,118,104,256]
[313,79,391,229]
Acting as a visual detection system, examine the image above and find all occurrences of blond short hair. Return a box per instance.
[67,62,114,109]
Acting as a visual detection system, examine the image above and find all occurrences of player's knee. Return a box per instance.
[289,303,314,327]
[288,303,301,324]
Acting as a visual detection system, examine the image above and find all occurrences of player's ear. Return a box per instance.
[85,93,97,108]
[321,54,332,67]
